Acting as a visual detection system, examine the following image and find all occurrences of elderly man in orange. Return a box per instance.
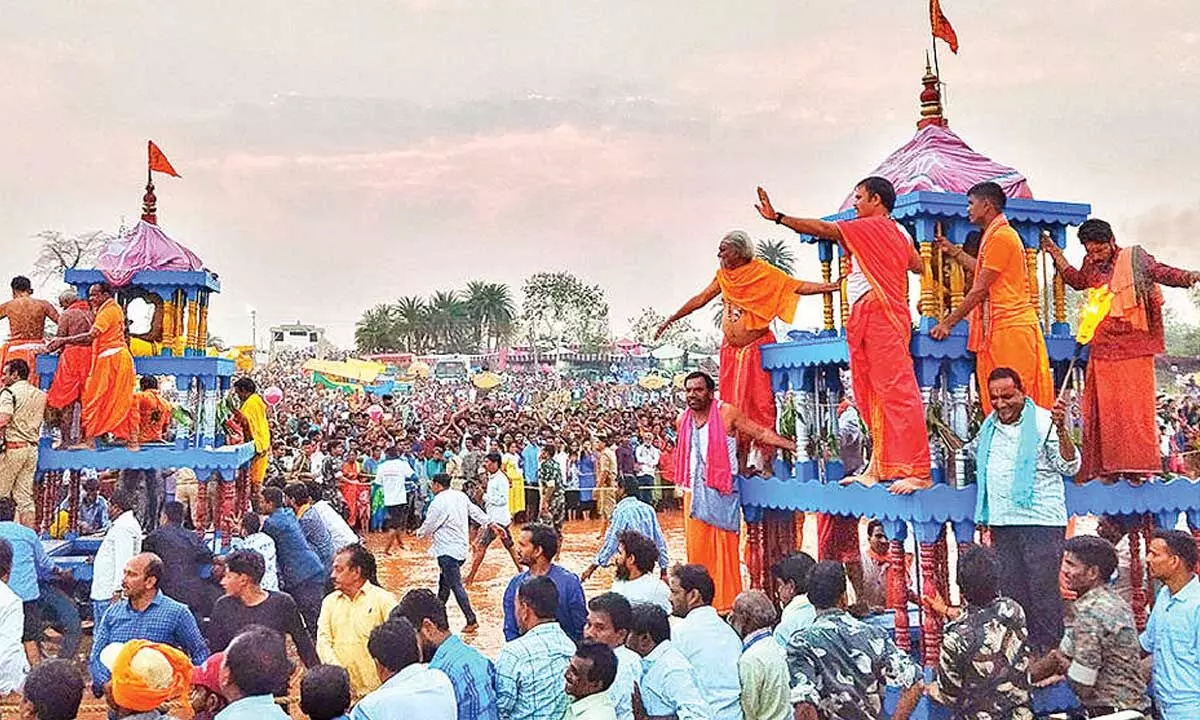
[46,288,94,447]
[0,276,58,370]
[932,181,1052,413]
[657,230,833,469]
[755,179,932,494]
[674,371,796,612]
[135,376,172,443]
[47,282,139,449]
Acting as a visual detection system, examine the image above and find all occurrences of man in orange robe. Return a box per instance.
[135,376,172,443]
[657,230,833,467]
[48,283,139,448]
[0,276,58,371]
[933,181,1052,414]
[1042,219,1200,481]
[46,288,94,446]
[756,179,932,494]
[675,371,796,612]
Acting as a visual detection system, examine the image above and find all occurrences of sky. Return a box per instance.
[2,1,1199,347]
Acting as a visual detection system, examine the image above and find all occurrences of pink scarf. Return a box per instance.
[674,403,734,495]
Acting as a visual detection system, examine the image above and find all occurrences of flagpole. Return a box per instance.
[931,31,940,78]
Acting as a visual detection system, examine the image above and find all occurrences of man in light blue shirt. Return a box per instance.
[668,564,743,720]
[966,367,1079,653]
[581,476,669,582]
[495,576,575,720]
[1141,529,1200,720]
[351,619,457,720]
[214,626,292,720]
[583,592,641,720]
[769,552,816,647]
[0,497,53,659]
[626,603,712,720]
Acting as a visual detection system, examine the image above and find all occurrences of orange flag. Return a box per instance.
[148,141,181,178]
[930,0,958,54]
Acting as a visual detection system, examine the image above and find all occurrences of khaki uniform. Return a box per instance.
[0,380,47,519]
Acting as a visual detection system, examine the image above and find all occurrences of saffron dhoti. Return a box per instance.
[47,345,92,409]
[718,332,776,454]
[81,300,138,441]
[683,490,742,613]
[1080,357,1159,479]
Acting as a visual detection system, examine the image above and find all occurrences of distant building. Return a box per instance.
[269,322,328,358]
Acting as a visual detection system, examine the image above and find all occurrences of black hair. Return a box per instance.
[10,276,32,294]
[90,281,115,297]
[619,475,641,499]
[24,658,85,720]
[523,522,560,560]
[162,500,185,525]
[110,488,136,513]
[225,549,267,585]
[1153,529,1199,570]
[393,588,450,632]
[431,473,451,490]
[517,575,559,620]
[261,486,285,511]
[575,641,619,692]
[226,625,294,696]
[1077,218,1115,245]
[336,544,378,586]
[139,375,159,391]
[987,366,1024,392]
[588,592,633,632]
[0,538,11,578]
[856,176,897,212]
[283,482,311,505]
[629,603,671,645]
[299,665,351,720]
[957,544,1000,607]
[3,359,29,381]
[807,561,848,610]
[683,371,715,391]
[0,498,14,522]
[368,618,421,673]
[963,230,982,258]
[242,512,262,534]
[234,377,257,394]
[485,451,502,465]
[968,181,1008,212]
[1063,535,1118,584]
[618,530,659,575]
[670,564,715,606]
[770,552,816,595]
[866,519,884,537]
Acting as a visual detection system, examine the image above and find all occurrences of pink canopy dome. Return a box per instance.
[95,180,205,286]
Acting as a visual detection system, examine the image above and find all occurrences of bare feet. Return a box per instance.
[66,441,95,451]
[887,477,933,495]
[840,474,880,488]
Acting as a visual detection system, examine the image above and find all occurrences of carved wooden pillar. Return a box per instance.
[839,256,851,328]
[920,540,943,667]
[794,511,806,554]
[935,527,950,602]
[747,521,764,591]
[949,263,965,314]
[185,291,200,352]
[217,479,236,550]
[762,509,796,602]
[1129,526,1147,631]
[888,538,911,652]
[1053,271,1067,325]
[68,470,80,535]
[194,480,209,531]
[197,290,210,351]
[821,259,835,332]
[161,295,176,355]
[919,242,935,320]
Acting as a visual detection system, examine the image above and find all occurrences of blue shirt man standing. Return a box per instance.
[1141,529,1200,720]
[502,524,586,642]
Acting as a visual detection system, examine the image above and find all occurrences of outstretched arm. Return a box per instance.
[722,404,796,452]
[756,187,843,243]
[656,279,721,340]
[1040,236,1086,290]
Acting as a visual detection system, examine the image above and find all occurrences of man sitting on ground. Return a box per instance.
[564,641,619,720]
[1140,529,1200,720]
[190,652,230,720]
[393,588,498,720]
[496,576,576,720]
[99,641,194,720]
[351,619,457,720]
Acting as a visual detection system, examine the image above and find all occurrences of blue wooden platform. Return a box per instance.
[36,440,256,478]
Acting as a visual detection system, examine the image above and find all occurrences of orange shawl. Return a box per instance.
[1107,246,1161,332]
[836,216,913,334]
[715,259,806,331]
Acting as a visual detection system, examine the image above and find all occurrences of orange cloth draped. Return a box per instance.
[0,342,43,374]
[970,215,1052,413]
[1107,247,1160,332]
[48,345,93,409]
[683,490,742,613]
[838,217,931,480]
[135,390,171,442]
[718,332,776,447]
[81,300,138,441]
[715,259,806,331]
[818,514,861,564]
[1080,356,1159,480]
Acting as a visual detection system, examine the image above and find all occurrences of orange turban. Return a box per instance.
[103,640,194,713]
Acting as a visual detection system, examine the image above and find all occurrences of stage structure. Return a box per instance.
[738,63,1200,717]
[34,176,256,571]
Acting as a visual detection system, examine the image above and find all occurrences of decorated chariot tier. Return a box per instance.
[33,174,257,547]
[737,64,1200,716]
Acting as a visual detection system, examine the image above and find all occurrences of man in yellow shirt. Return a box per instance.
[317,544,397,699]
[234,377,271,502]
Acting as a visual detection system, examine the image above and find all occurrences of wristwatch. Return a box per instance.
[774,212,785,225]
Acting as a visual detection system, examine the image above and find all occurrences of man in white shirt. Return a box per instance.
[669,564,744,720]
[0,538,29,693]
[464,452,519,585]
[308,491,359,552]
[609,530,670,614]
[351,618,457,720]
[416,473,490,632]
[374,445,414,555]
[770,552,816,647]
[584,592,641,720]
[90,489,142,623]
[633,432,660,506]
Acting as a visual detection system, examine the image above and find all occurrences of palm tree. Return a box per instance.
[393,296,428,353]
[354,304,398,352]
[466,281,517,352]
[427,290,469,352]
[756,239,796,275]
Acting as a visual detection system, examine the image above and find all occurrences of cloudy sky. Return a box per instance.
[3,1,1198,346]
